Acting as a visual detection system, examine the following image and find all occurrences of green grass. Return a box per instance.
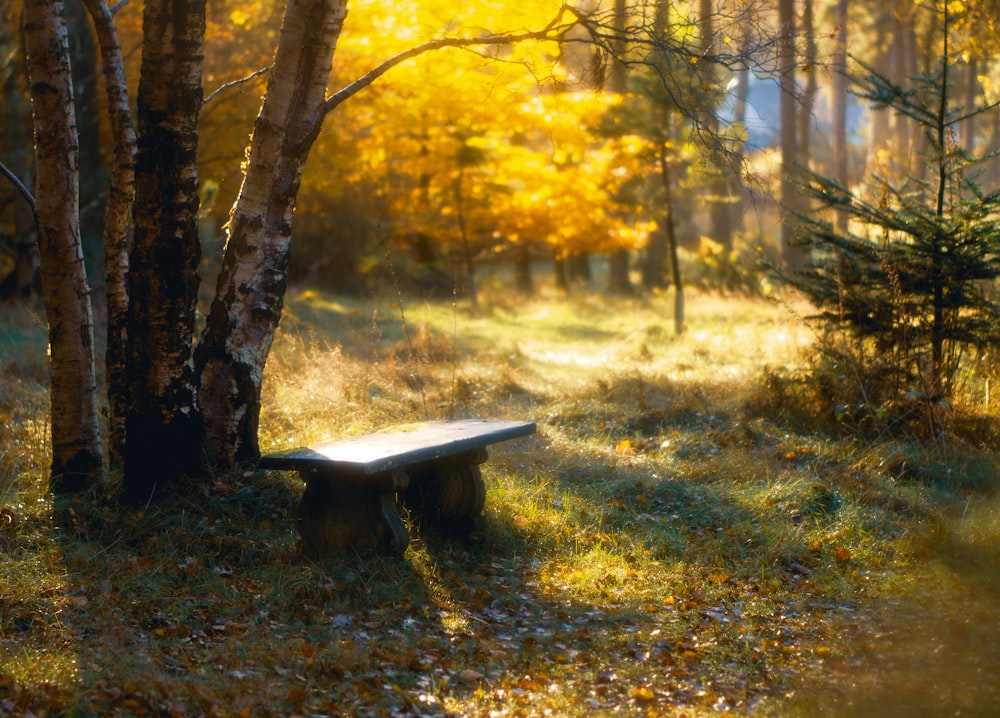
[2,288,999,716]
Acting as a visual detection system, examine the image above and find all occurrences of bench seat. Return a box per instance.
[260,419,535,556]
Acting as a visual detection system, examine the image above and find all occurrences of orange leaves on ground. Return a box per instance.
[616,438,635,455]
[630,685,656,702]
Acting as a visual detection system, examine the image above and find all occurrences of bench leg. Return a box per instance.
[401,448,489,535]
[296,471,409,557]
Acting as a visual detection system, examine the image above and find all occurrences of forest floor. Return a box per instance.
[2,288,1000,717]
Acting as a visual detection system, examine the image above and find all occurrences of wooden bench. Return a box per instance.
[259,419,536,556]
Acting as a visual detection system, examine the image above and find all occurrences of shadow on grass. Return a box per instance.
[35,474,466,715]
[7,292,1000,715]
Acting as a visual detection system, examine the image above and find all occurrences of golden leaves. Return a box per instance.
[616,438,635,455]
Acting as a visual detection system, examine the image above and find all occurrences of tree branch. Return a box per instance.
[0,159,35,209]
[323,5,579,115]
[203,66,271,105]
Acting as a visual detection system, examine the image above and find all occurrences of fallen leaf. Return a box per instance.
[121,698,148,715]
[631,685,655,702]
[285,686,308,705]
[616,439,635,455]
[458,669,484,683]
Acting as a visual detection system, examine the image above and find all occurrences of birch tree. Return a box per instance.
[22,0,103,490]
[194,0,349,471]
[81,0,135,465]
[10,0,580,496]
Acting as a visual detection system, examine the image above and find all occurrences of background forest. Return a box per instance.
[5,0,996,303]
[3,0,1000,715]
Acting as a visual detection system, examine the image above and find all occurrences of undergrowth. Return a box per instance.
[1,289,998,716]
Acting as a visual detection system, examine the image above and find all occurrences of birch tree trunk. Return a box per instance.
[22,0,103,491]
[122,0,206,500]
[82,0,136,465]
[195,0,349,471]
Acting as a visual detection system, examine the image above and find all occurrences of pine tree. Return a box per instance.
[779,2,1000,432]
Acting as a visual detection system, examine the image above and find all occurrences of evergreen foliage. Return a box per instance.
[778,6,1000,429]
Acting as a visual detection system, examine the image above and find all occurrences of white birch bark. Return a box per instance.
[196,0,349,469]
[82,0,136,465]
[22,0,103,489]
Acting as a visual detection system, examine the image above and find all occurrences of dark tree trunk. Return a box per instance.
[797,0,817,174]
[890,1,914,178]
[730,13,752,240]
[453,165,478,307]
[699,0,732,254]
[642,228,668,289]
[989,108,1000,188]
[553,253,568,292]
[514,243,533,295]
[567,252,591,283]
[607,250,631,294]
[778,0,802,267]
[865,3,892,178]
[832,0,848,232]
[962,56,978,154]
[659,131,683,334]
[0,14,39,301]
[122,0,207,500]
[0,230,39,300]
[603,0,632,295]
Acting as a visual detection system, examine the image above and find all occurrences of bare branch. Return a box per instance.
[323,5,579,115]
[0,159,35,210]
[109,0,129,15]
[203,66,271,105]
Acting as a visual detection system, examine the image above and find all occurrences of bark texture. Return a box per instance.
[195,0,349,471]
[123,0,206,499]
[82,0,136,464]
[23,0,103,490]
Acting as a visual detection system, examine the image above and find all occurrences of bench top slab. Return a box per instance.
[260,419,536,476]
